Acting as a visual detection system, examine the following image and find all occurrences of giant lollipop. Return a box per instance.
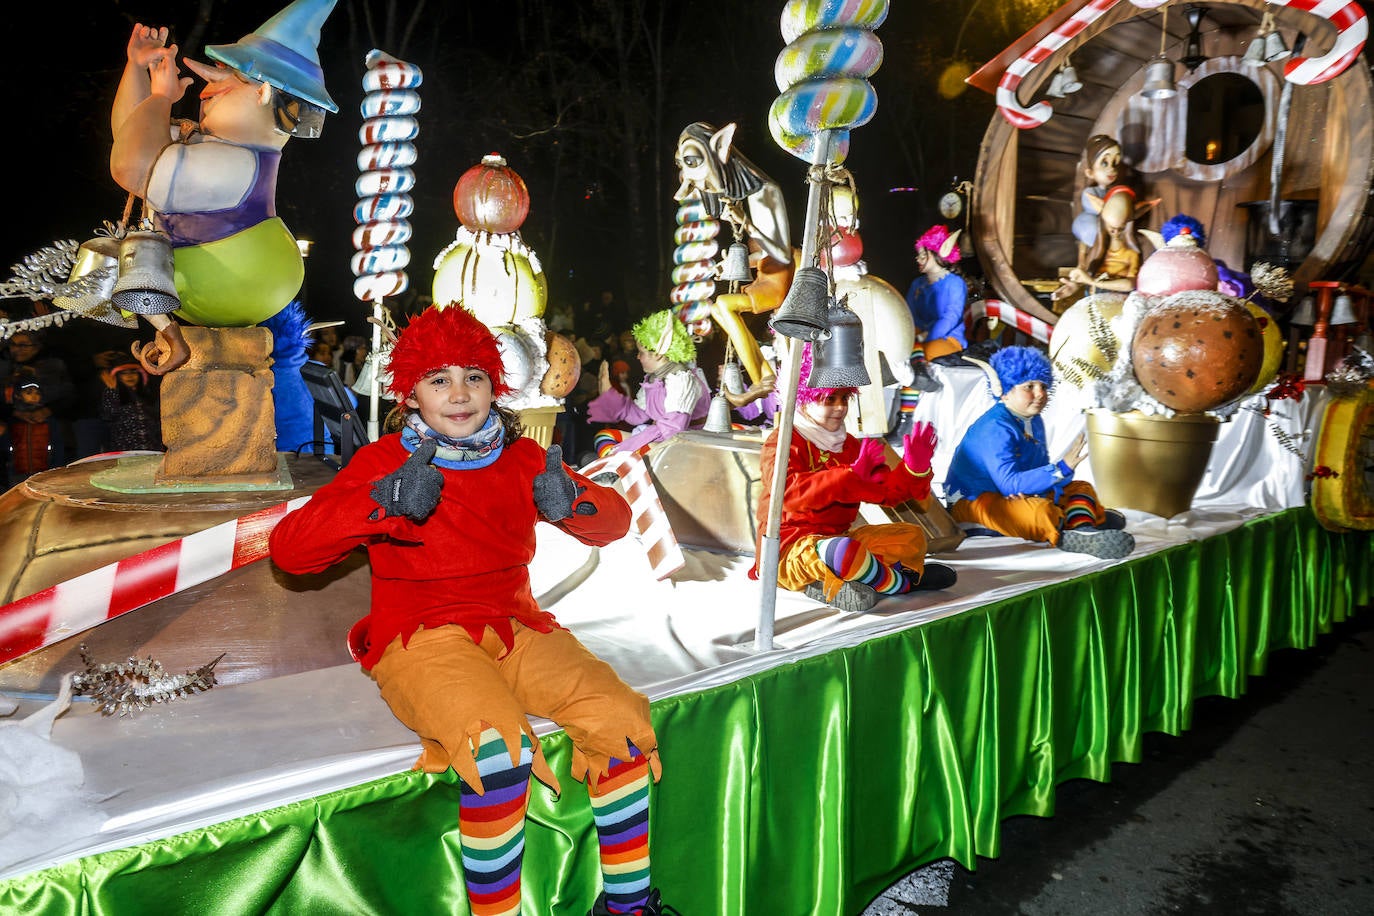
[769,0,887,163]
[352,49,421,437]
[668,196,719,338]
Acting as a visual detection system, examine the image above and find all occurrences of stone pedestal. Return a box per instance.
[157,327,280,486]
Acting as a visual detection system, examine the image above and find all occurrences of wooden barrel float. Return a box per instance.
[969,0,1374,329]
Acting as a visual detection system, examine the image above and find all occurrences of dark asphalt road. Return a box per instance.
[866,608,1374,915]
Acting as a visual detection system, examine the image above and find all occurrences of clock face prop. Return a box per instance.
[939,190,964,220]
[1312,389,1374,532]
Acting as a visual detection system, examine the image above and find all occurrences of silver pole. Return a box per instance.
[367,299,383,442]
[756,129,835,652]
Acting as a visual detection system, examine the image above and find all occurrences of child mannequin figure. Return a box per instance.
[269,305,675,916]
[944,347,1134,560]
[750,344,957,613]
[588,308,709,457]
[1071,135,1124,253]
[1053,184,1158,304]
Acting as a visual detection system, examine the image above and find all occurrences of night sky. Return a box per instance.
[12,0,1036,355]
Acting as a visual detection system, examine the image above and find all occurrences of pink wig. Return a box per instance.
[914,224,961,263]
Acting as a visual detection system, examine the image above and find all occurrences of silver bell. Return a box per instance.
[1140,55,1177,100]
[807,298,870,388]
[52,237,136,328]
[721,360,745,395]
[719,241,753,284]
[702,393,735,433]
[771,266,832,341]
[111,231,181,316]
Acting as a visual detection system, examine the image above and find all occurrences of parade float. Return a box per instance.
[964,0,1372,335]
[0,0,1370,913]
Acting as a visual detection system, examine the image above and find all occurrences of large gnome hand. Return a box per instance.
[902,422,938,476]
[131,320,191,375]
[850,437,887,485]
[533,445,596,521]
[371,439,443,522]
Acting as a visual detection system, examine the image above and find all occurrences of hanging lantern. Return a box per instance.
[453,154,531,234]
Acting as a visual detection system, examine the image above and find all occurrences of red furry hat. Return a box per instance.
[385,305,511,400]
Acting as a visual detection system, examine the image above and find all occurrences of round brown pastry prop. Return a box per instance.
[1131,292,1263,412]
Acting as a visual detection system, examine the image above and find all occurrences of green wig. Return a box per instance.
[633,309,696,364]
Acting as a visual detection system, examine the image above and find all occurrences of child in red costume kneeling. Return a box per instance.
[751,343,957,613]
[270,305,676,916]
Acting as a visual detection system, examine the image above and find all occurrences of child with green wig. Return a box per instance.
[588,309,710,457]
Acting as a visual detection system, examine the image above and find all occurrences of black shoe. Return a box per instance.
[1058,527,1135,559]
[589,888,682,916]
[913,562,957,590]
[908,360,943,392]
[804,580,879,613]
[1096,509,1127,530]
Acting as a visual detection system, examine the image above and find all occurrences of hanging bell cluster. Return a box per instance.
[110,231,182,316]
[719,240,753,284]
[806,297,870,389]
[52,237,136,328]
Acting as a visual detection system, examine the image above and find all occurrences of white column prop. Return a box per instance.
[352,50,422,440]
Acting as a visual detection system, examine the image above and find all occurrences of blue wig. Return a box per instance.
[989,346,1052,396]
[1161,214,1207,248]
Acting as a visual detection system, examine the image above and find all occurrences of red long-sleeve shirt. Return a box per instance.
[270,434,631,669]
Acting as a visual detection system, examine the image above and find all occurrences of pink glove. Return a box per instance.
[902,421,938,476]
[850,437,887,485]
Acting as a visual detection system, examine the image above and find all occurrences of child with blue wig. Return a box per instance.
[944,346,1135,559]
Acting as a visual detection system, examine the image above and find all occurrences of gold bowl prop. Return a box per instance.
[1085,409,1220,518]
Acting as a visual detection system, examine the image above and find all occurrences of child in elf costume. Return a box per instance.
[269,306,675,916]
[588,309,709,458]
[750,343,958,613]
[944,346,1134,560]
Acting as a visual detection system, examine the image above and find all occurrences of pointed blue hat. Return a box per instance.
[206,0,338,113]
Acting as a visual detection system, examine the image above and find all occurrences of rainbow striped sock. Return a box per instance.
[1061,492,1099,530]
[458,729,533,916]
[594,429,626,459]
[816,536,916,595]
[588,747,652,914]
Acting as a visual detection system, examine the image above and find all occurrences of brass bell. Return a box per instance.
[807,298,870,388]
[111,231,181,315]
[771,266,831,341]
[1140,55,1177,100]
[52,237,136,328]
[719,241,753,284]
[702,393,735,433]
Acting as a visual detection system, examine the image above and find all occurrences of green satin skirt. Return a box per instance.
[4,508,1369,915]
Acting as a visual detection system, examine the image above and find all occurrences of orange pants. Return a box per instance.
[914,336,964,361]
[950,480,1107,546]
[370,622,659,795]
[778,522,928,595]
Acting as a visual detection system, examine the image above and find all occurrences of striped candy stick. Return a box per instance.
[996,0,1121,129]
[578,452,685,581]
[969,298,1055,344]
[0,496,310,667]
[1273,0,1368,85]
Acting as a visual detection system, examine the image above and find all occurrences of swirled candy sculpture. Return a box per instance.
[352,50,421,303]
[769,0,888,162]
[668,195,719,336]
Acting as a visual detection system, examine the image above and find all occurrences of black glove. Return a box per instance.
[370,439,443,522]
[532,444,596,521]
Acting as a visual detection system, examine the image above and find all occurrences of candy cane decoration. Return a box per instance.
[578,453,684,581]
[969,298,1054,344]
[769,0,888,162]
[353,50,422,439]
[0,497,310,667]
[669,195,719,335]
[1270,0,1367,85]
[996,0,1121,129]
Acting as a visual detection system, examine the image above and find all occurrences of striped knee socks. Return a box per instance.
[1061,491,1101,530]
[458,729,534,916]
[588,747,653,914]
[816,536,917,595]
